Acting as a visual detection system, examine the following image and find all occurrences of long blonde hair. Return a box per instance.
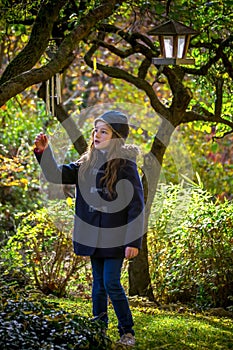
[77,129,126,198]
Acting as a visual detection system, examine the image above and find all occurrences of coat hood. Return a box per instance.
[118,144,140,161]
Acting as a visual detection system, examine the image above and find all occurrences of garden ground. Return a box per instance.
[51,296,233,350]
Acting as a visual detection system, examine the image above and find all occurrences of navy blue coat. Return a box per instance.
[35,145,144,258]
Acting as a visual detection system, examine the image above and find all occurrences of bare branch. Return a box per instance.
[88,24,161,88]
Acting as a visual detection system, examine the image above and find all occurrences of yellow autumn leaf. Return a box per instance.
[22,311,33,315]
[7,180,21,186]
[20,178,28,185]
[66,197,73,207]
[21,34,28,43]
[93,57,97,71]
[137,127,144,135]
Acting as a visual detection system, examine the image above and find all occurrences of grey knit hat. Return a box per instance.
[94,110,129,140]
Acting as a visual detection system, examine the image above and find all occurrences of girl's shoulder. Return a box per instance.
[118,145,141,175]
[119,144,140,162]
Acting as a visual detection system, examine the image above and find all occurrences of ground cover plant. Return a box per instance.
[0,299,112,350]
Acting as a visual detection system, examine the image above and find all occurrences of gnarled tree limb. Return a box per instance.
[0,0,124,107]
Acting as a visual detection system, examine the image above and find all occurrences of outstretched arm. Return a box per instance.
[34,132,78,185]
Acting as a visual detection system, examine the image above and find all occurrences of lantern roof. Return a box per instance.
[148,19,197,36]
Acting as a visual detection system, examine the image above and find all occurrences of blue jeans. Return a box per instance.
[90,256,134,336]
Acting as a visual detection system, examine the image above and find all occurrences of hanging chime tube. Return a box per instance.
[56,73,62,104]
[51,75,55,116]
[46,79,50,115]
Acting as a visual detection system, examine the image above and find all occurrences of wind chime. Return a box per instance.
[45,73,62,116]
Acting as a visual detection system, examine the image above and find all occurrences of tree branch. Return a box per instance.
[181,110,233,130]
[213,129,233,140]
[98,24,156,51]
[91,35,153,79]
[163,66,185,95]
[215,77,224,119]
[220,51,233,79]
[84,44,170,119]
[92,39,134,58]
[162,66,193,120]
[0,0,124,107]
[0,0,67,84]
[184,35,233,77]
[138,58,152,79]
[93,28,156,61]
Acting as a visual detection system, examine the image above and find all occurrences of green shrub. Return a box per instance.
[2,200,89,297]
[0,140,44,235]
[0,299,112,350]
[148,180,233,309]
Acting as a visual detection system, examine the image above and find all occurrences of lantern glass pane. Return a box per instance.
[178,36,185,58]
[164,36,173,58]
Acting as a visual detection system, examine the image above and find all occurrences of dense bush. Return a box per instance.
[148,180,233,309]
[0,268,111,350]
[1,200,90,297]
[0,299,112,350]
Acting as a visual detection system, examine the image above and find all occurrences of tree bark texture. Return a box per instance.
[128,118,175,301]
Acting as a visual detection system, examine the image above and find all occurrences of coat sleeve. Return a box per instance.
[121,160,145,249]
[34,145,78,185]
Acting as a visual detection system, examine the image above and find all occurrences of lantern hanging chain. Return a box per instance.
[166,0,172,17]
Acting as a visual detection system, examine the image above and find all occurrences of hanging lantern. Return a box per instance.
[148,19,198,65]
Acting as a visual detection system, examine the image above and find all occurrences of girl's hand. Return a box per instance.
[125,247,139,259]
[34,132,49,152]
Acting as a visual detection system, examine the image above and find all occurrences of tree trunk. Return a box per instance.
[128,233,156,302]
[128,118,175,302]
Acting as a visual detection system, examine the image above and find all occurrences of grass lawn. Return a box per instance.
[51,296,233,350]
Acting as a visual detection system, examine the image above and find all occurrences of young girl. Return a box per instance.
[34,110,144,347]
